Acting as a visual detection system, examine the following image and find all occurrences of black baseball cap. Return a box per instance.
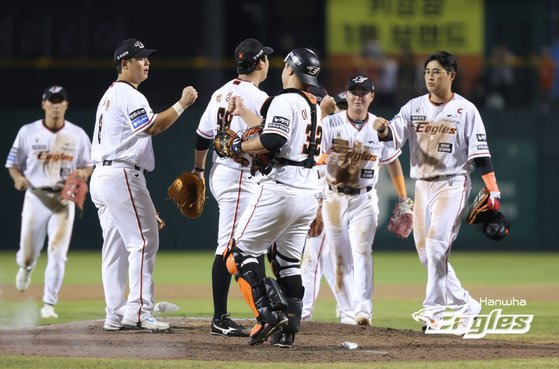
[235,38,273,73]
[334,90,347,105]
[114,38,156,64]
[346,74,374,92]
[42,85,68,103]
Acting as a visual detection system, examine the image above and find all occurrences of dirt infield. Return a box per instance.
[1,318,558,363]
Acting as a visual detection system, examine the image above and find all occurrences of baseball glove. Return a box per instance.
[60,170,88,211]
[167,172,206,219]
[214,129,249,166]
[466,187,510,241]
[387,197,414,238]
[242,126,274,175]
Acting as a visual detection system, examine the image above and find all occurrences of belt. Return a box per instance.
[102,160,146,174]
[328,184,372,195]
[32,187,62,193]
[420,174,459,182]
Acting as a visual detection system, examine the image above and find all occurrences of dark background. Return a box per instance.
[1,0,558,251]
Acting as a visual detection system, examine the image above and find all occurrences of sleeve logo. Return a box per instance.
[129,108,148,129]
[269,116,290,133]
[476,134,487,142]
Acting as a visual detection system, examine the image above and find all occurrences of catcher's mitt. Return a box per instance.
[214,129,249,166]
[242,126,274,175]
[167,172,206,219]
[387,197,414,238]
[466,187,510,241]
[60,170,88,211]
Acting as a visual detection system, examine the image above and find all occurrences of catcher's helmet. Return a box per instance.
[284,48,321,87]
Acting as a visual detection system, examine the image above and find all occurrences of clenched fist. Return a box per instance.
[179,86,198,109]
[228,95,245,116]
[373,117,389,138]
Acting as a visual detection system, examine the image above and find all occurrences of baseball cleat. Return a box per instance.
[15,267,33,292]
[210,314,250,337]
[122,316,170,331]
[248,312,288,346]
[270,331,294,348]
[103,322,124,331]
[355,313,371,326]
[40,304,58,319]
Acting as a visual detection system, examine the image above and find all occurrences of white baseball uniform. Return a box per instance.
[321,111,401,323]
[197,79,268,254]
[90,81,161,327]
[6,119,92,305]
[234,92,322,267]
[388,92,490,317]
[301,172,340,321]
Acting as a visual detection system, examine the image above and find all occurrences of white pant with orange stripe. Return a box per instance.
[300,230,341,320]
[234,181,318,269]
[209,164,257,255]
[90,165,159,326]
[413,174,475,318]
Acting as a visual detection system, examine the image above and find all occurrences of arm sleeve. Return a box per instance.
[196,99,216,139]
[466,105,491,160]
[388,101,412,149]
[473,156,494,175]
[126,92,157,136]
[5,127,26,169]
[196,133,212,150]
[262,95,292,140]
[260,133,287,152]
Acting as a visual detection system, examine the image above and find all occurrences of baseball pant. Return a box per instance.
[209,164,257,254]
[234,181,318,269]
[90,166,159,326]
[413,174,474,317]
[322,188,379,323]
[16,189,75,305]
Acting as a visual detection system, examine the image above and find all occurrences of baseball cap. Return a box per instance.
[114,38,156,64]
[42,85,68,103]
[334,90,347,105]
[235,38,273,73]
[346,74,374,92]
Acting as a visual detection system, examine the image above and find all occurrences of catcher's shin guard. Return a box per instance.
[270,297,303,348]
[267,243,301,279]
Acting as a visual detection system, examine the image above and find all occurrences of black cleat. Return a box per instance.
[210,314,250,337]
[270,331,294,348]
[248,312,288,346]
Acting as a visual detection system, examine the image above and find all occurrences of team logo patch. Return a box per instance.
[476,134,487,142]
[269,116,290,133]
[477,144,488,151]
[438,143,453,153]
[32,144,47,150]
[130,108,148,129]
[411,115,426,121]
[360,169,375,178]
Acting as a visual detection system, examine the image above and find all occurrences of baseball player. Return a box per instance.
[90,38,198,331]
[373,50,498,329]
[193,38,273,337]
[221,48,324,348]
[300,93,347,321]
[6,85,93,319]
[317,74,408,326]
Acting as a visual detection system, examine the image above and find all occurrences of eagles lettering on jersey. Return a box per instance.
[414,121,457,135]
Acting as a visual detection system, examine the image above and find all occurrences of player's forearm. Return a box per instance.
[8,167,29,190]
[239,109,263,128]
[76,166,93,180]
[386,160,407,200]
[146,108,181,136]
[240,138,269,154]
[194,149,209,170]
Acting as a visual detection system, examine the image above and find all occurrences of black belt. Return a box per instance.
[33,187,61,193]
[102,160,146,174]
[328,184,372,195]
[421,174,459,182]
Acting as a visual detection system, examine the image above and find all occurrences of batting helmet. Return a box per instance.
[284,48,321,87]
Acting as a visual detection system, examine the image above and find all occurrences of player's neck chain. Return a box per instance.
[346,112,368,129]
[236,78,258,88]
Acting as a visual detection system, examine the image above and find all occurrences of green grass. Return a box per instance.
[0,251,558,368]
